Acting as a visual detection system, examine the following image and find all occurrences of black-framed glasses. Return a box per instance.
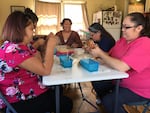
[90,31,99,37]
[122,25,136,30]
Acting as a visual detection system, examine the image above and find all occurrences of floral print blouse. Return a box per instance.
[0,41,47,108]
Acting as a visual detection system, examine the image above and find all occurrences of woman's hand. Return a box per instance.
[90,45,103,57]
[71,43,79,48]
[83,39,96,53]
[47,32,58,49]
[32,37,46,49]
[87,39,95,49]
[90,45,130,72]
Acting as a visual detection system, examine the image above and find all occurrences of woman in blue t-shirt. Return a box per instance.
[88,23,116,105]
[88,23,115,52]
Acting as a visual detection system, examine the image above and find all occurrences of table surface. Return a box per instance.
[42,53,129,86]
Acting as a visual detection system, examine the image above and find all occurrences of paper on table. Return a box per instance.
[98,65,111,73]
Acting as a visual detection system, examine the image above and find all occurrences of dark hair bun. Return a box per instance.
[24,8,34,15]
[24,8,38,23]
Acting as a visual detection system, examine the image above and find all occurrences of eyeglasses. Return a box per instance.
[122,25,136,30]
[90,32,99,37]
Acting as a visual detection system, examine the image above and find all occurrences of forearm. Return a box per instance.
[76,38,83,48]
[95,57,105,64]
[42,44,54,75]
[32,38,45,49]
[98,52,130,72]
[19,34,57,76]
[19,48,54,76]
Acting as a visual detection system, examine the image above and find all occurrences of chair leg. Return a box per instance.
[0,92,17,113]
[143,102,150,113]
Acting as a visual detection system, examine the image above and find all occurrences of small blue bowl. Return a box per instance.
[59,56,73,68]
[80,59,99,72]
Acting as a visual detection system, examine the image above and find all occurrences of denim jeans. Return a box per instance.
[92,81,148,113]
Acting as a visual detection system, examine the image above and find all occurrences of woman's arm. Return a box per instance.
[19,33,58,76]
[91,46,130,72]
[71,31,83,48]
[32,38,46,49]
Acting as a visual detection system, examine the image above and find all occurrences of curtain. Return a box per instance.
[35,1,61,35]
[82,3,89,30]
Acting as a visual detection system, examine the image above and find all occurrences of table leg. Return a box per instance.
[114,79,120,113]
[55,85,60,113]
[78,83,99,113]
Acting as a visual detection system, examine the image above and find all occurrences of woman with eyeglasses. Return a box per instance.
[0,11,73,113]
[24,8,47,58]
[89,12,150,113]
[88,23,116,52]
[86,23,116,105]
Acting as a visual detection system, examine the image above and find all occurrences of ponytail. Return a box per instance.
[144,13,150,37]
[127,12,150,37]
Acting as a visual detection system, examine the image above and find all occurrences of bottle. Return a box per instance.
[79,29,91,39]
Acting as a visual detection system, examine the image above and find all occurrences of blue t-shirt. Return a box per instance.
[95,36,115,52]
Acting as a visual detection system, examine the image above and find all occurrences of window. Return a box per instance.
[64,4,85,31]
[35,0,89,38]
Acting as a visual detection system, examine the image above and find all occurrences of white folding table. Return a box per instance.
[42,55,129,113]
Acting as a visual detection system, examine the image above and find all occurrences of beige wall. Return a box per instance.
[145,0,150,12]
[86,0,116,24]
[0,0,120,35]
[116,0,129,18]
[0,0,35,35]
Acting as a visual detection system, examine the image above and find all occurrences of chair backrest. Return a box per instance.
[0,91,17,113]
[124,100,150,113]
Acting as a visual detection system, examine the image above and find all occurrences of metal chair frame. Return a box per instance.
[126,100,150,113]
[0,91,17,113]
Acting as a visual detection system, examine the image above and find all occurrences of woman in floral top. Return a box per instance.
[0,11,73,113]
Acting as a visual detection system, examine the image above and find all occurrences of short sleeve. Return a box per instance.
[4,43,36,67]
[121,37,150,72]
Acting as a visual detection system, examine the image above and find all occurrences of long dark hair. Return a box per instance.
[1,11,32,43]
[127,12,150,37]
[88,23,114,40]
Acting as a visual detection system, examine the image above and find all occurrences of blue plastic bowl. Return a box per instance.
[59,56,73,68]
[80,59,99,72]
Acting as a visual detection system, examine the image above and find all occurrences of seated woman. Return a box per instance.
[90,12,150,113]
[88,23,115,52]
[86,23,116,105]
[0,11,73,113]
[24,8,48,58]
[55,18,83,48]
